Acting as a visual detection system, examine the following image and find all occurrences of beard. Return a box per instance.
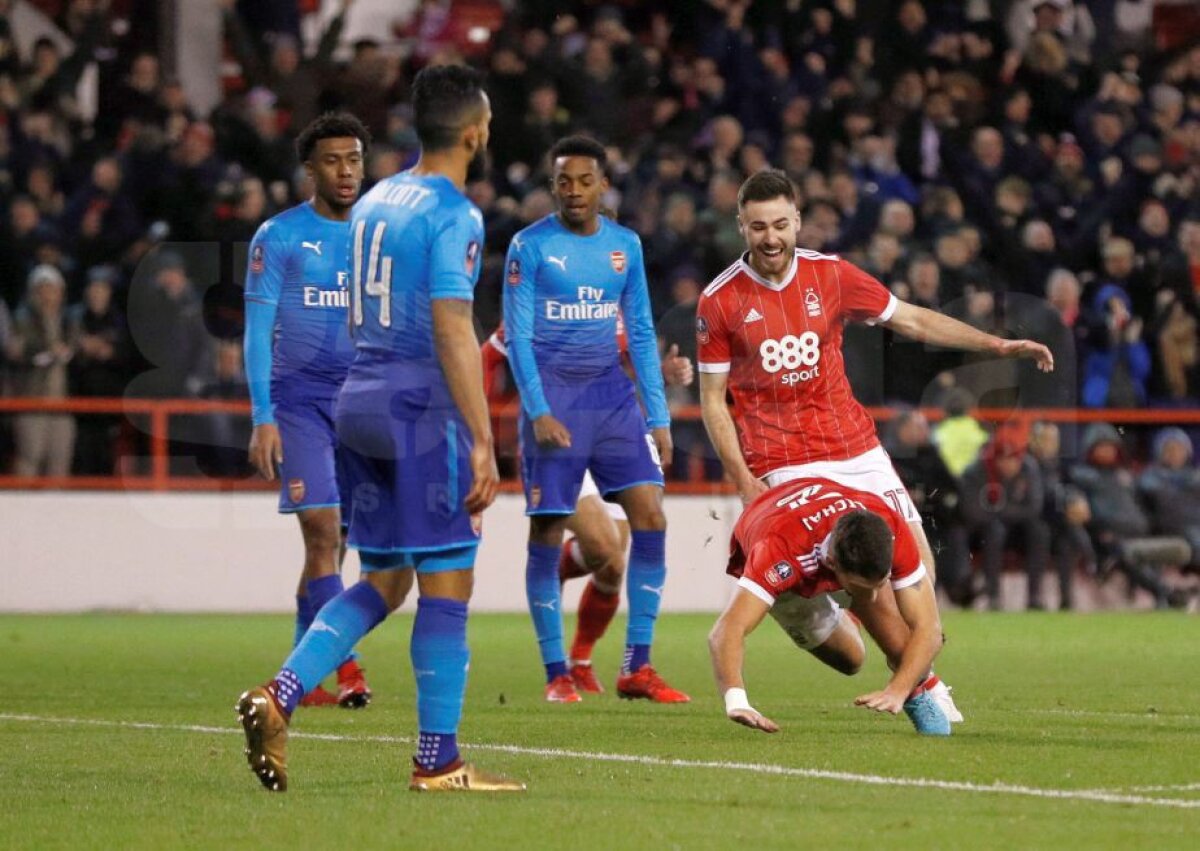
[466,147,491,183]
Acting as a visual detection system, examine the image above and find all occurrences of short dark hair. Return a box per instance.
[295,112,371,163]
[411,64,487,151]
[738,168,797,208]
[548,135,607,174]
[830,510,894,582]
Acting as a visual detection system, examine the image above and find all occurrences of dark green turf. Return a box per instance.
[0,612,1197,849]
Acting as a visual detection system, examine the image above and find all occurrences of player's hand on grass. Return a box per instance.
[728,708,779,733]
[661,344,694,387]
[652,426,673,471]
[464,441,500,514]
[995,338,1054,372]
[249,424,283,481]
[854,689,906,715]
[533,414,572,448]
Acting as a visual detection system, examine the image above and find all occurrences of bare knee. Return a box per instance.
[364,568,414,612]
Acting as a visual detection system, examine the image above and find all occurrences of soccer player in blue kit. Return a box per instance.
[237,65,524,793]
[505,136,689,704]
[243,112,372,709]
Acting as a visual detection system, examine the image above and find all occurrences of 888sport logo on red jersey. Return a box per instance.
[758,332,821,385]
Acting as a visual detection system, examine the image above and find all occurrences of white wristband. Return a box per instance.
[724,687,753,715]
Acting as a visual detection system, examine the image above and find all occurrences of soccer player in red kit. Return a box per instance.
[708,477,952,735]
[697,169,1054,724]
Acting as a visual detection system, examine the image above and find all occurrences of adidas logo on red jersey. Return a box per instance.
[744,307,764,324]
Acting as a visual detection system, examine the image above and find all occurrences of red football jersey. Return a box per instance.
[727,476,924,604]
[696,249,896,476]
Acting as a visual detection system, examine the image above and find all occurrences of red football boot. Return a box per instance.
[298,685,340,708]
[616,665,690,703]
[336,660,372,709]
[569,662,604,694]
[544,674,583,703]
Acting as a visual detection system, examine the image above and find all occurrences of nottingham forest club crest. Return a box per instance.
[610,251,626,273]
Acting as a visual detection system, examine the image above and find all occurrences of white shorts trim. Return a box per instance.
[698,361,731,374]
[763,446,920,522]
[579,470,628,521]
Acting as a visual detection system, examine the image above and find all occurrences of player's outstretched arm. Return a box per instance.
[883,301,1054,372]
[853,578,944,715]
[433,298,498,514]
[699,372,766,504]
[709,589,778,733]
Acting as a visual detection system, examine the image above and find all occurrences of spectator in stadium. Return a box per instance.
[1138,428,1200,569]
[934,386,991,478]
[960,429,1051,610]
[1028,420,1094,610]
[62,156,143,279]
[885,409,971,606]
[656,266,719,482]
[1159,218,1200,305]
[1082,284,1151,408]
[125,252,211,400]
[220,0,351,134]
[6,265,76,477]
[195,340,252,479]
[1070,423,1190,609]
[67,266,130,475]
[0,196,61,307]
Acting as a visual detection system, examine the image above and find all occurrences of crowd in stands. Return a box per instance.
[0,0,1197,603]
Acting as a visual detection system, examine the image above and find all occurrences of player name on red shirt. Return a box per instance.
[697,249,897,475]
[727,477,925,603]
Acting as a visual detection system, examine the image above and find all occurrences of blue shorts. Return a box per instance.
[519,366,664,516]
[335,360,481,560]
[274,390,350,517]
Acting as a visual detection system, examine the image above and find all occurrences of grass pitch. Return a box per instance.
[1,611,1197,849]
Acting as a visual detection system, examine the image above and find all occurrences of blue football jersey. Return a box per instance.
[347,172,483,364]
[502,214,669,428]
[244,202,354,389]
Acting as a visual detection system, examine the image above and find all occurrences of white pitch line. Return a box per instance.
[2,712,1198,811]
[1123,783,1200,794]
[1022,708,1200,722]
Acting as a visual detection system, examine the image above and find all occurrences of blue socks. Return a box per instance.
[292,595,313,650]
[624,530,666,674]
[275,581,389,713]
[525,542,567,682]
[306,574,345,617]
[411,597,468,772]
[306,573,355,664]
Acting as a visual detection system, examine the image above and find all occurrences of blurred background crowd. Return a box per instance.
[0,0,1197,606]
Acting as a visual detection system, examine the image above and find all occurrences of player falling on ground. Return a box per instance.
[697,169,1054,724]
[237,65,524,793]
[482,319,693,694]
[710,477,952,735]
[243,112,372,709]
[504,135,688,704]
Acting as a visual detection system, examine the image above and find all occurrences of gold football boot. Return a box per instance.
[235,686,289,792]
[409,761,526,792]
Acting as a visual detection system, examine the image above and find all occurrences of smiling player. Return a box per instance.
[697,169,1055,724]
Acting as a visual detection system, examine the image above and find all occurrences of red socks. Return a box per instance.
[569,580,620,663]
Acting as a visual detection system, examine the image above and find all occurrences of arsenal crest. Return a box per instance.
[610,251,626,273]
[288,478,305,504]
